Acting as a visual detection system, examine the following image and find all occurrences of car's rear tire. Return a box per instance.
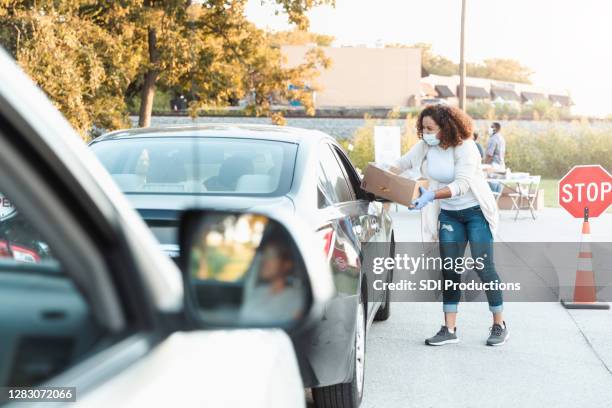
[373,282,391,321]
[374,232,395,322]
[312,297,366,408]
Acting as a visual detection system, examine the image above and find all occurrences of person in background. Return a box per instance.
[473,130,485,160]
[485,122,505,169]
[485,122,505,193]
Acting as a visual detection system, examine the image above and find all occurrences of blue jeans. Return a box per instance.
[488,181,503,193]
[438,205,503,314]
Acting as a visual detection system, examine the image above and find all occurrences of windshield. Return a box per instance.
[91,137,297,196]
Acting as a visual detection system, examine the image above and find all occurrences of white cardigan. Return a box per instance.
[392,139,499,242]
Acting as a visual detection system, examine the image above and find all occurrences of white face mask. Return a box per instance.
[488,128,495,136]
[422,132,440,146]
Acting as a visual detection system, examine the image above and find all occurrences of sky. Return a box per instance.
[246,0,612,117]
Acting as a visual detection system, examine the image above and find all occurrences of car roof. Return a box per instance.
[93,123,334,145]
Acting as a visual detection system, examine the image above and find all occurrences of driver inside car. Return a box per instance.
[240,237,304,324]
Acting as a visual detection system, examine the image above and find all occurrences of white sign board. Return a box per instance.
[0,193,17,222]
[374,126,401,165]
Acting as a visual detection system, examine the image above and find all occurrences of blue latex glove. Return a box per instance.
[411,187,435,210]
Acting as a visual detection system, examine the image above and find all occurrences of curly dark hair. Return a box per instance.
[416,104,474,149]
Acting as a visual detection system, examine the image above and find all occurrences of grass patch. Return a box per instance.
[540,179,559,207]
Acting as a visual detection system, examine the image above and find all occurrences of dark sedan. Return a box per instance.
[90,124,395,408]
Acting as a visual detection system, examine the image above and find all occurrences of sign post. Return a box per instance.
[558,165,612,309]
[558,165,612,218]
[373,126,401,165]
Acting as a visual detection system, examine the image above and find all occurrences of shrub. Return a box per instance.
[467,101,495,120]
[346,119,612,179]
[465,100,571,121]
[493,123,612,178]
[494,102,521,120]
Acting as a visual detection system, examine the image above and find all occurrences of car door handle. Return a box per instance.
[41,310,67,321]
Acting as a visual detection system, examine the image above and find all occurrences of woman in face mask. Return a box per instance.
[391,104,507,347]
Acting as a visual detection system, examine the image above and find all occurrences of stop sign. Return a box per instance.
[0,193,17,222]
[558,165,612,218]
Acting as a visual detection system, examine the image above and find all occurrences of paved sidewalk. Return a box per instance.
[388,205,612,242]
[360,207,612,408]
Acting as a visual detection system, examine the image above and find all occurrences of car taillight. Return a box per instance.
[0,240,40,263]
[318,227,335,258]
[12,247,40,263]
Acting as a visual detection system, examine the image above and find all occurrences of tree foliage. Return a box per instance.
[0,0,141,134]
[467,58,533,84]
[388,42,533,84]
[0,0,333,138]
[409,42,457,76]
[268,29,334,47]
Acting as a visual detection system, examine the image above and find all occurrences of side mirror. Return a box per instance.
[179,210,333,330]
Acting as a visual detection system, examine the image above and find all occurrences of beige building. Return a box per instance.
[281,45,421,108]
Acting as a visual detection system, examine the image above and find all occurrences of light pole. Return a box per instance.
[458,0,467,110]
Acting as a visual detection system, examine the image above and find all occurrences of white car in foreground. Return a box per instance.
[0,48,333,407]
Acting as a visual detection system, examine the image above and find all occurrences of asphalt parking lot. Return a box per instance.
[360,208,612,408]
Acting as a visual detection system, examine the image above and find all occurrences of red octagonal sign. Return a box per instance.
[558,165,612,218]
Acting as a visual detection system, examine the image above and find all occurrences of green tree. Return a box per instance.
[79,0,334,127]
[268,29,334,47]
[386,42,533,84]
[387,42,456,76]
[412,42,457,76]
[181,4,331,119]
[467,58,533,84]
[0,0,141,134]
[0,0,333,136]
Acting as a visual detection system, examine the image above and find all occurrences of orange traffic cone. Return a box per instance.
[561,207,610,309]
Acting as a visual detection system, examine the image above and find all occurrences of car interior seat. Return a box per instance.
[235,175,273,193]
[204,156,254,191]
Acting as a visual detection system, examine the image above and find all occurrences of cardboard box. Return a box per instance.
[361,163,429,207]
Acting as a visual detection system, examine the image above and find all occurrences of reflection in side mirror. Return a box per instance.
[180,211,311,329]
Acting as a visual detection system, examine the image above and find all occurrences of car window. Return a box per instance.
[0,193,54,263]
[318,144,354,204]
[317,158,336,208]
[0,191,105,387]
[330,146,359,198]
[91,137,297,196]
[317,185,331,208]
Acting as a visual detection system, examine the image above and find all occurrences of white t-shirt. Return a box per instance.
[426,145,479,211]
[240,284,304,323]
